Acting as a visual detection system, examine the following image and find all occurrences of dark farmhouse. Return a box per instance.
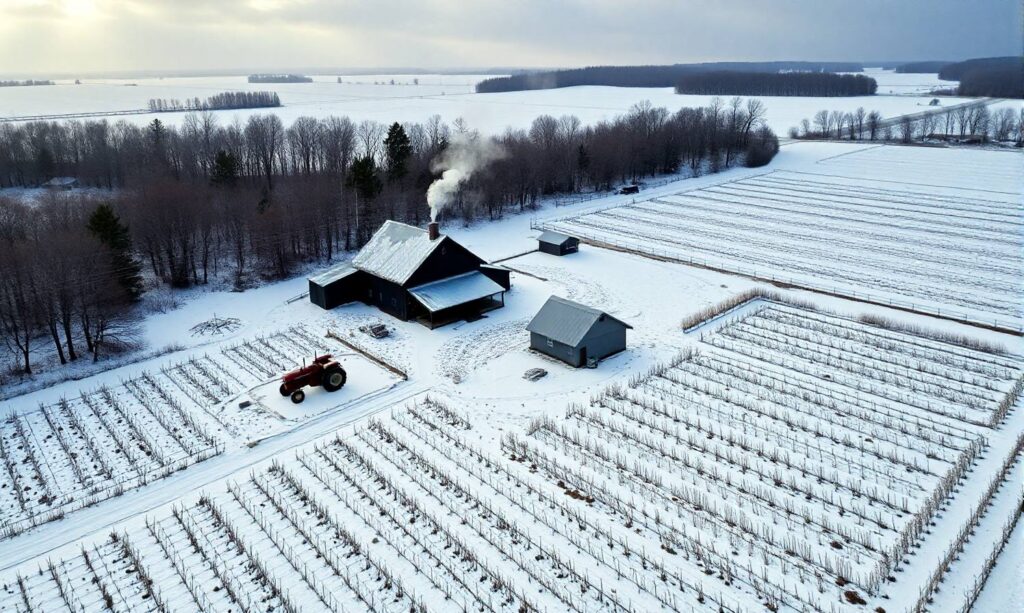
[527,296,632,367]
[537,231,579,256]
[309,221,511,328]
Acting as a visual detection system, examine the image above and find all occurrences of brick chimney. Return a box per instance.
[428,221,440,241]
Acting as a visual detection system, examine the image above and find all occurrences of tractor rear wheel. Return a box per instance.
[290,390,306,404]
[322,366,347,392]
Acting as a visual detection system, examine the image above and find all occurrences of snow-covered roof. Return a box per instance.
[537,230,575,246]
[42,176,78,187]
[352,220,444,285]
[308,263,360,287]
[408,271,505,313]
[527,295,631,347]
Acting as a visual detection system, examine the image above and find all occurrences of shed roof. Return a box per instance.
[42,176,78,187]
[537,230,575,247]
[527,296,631,347]
[308,263,360,287]
[351,220,444,285]
[408,271,505,313]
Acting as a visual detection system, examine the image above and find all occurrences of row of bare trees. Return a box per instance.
[792,104,1024,144]
[0,100,778,377]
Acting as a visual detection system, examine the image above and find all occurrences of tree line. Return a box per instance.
[675,71,877,96]
[0,99,778,375]
[894,61,952,74]
[939,57,1024,98]
[147,91,281,112]
[476,62,865,92]
[248,74,312,83]
[790,104,1024,144]
[0,80,55,87]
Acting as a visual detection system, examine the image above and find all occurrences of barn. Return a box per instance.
[527,296,632,367]
[537,231,579,256]
[308,221,511,328]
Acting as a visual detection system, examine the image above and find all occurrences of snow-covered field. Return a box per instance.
[540,146,1024,329]
[0,324,400,539]
[0,70,980,136]
[0,140,1022,613]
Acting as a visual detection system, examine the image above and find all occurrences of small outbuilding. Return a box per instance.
[42,177,79,190]
[527,296,632,367]
[537,231,579,256]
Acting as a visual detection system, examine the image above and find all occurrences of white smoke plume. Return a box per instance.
[426,132,505,221]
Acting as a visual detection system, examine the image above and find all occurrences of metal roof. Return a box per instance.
[537,230,574,246]
[308,262,360,287]
[408,271,505,313]
[527,296,631,347]
[351,220,445,285]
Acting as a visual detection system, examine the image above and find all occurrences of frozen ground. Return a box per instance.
[0,140,1021,613]
[540,144,1024,329]
[0,70,983,136]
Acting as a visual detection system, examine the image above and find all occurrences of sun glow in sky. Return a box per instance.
[61,0,96,17]
[0,0,1019,76]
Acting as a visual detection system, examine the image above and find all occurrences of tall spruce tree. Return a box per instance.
[87,204,144,301]
[383,122,412,182]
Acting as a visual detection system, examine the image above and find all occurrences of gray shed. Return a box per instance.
[537,231,579,256]
[527,296,632,367]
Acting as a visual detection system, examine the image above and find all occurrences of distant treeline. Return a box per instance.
[675,72,876,97]
[476,62,864,92]
[148,91,281,112]
[943,57,1024,98]
[0,80,55,87]
[248,74,312,83]
[894,61,952,74]
[792,103,1022,145]
[938,57,1021,80]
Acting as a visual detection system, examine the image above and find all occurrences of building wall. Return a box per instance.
[405,238,484,288]
[366,276,409,320]
[580,326,627,362]
[530,331,581,367]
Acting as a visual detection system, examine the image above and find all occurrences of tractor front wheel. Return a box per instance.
[279,384,290,397]
[322,367,347,392]
[290,390,306,404]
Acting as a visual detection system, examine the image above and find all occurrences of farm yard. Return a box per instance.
[0,324,401,540]
[538,158,1023,329]
[0,139,1022,612]
[2,301,1021,613]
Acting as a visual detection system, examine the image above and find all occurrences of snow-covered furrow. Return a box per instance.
[660,359,964,469]
[746,174,1021,216]
[651,191,1020,263]
[550,214,1022,318]
[697,349,982,452]
[758,305,1022,378]
[722,320,1001,410]
[710,325,994,425]
[711,180,1022,228]
[755,171,1019,209]
[598,204,1020,294]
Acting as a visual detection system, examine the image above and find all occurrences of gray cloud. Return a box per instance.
[0,0,1020,75]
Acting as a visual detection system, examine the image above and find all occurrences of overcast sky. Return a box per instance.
[2,0,1021,76]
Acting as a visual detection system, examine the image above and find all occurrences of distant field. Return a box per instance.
[0,70,978,136]
[540,150,1024,328]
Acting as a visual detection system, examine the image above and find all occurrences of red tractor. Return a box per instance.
[279,355,347,404]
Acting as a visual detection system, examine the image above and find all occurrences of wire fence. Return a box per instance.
[529,218,1024,335]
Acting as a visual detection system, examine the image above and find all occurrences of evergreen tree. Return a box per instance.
[347,155,382,201]
[210,150,240,187]
[383,122,412,181]
[87,204,144,301]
